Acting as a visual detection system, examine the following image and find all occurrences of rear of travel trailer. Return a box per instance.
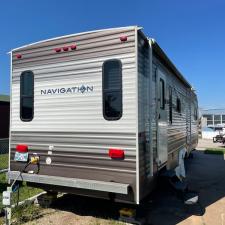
[8,26,198,204]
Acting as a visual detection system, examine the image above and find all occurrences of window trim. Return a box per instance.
[20,70,34,122]
[102,59,123,121]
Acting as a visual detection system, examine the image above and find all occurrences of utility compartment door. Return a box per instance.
[157,69,168,165]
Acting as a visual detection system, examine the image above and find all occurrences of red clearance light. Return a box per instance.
[54,48,61,53]
[109,149,124,159]
[16,144,28,153]
[70,45,77,50]
[63,46,69,51]
[120,36,127,42]
[16,54,22,59]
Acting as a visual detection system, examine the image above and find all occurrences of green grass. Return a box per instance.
[0,203,43,225]
[0,154,9,170]
[0,173,42,208]
[0,154,42,224]
[205,148,225,155]
[12,203,42,225]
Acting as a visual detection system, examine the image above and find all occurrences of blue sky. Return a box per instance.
[0,0,225,109]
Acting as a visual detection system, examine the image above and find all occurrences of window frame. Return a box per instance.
[20,70,34,122]
[102,59,123,121]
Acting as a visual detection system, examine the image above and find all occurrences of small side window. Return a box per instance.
[169,86,173,123]
[194,108,198,120]
[176,97,181,113]
[159,78,165,109]
[20,71,34,121]
[102,59,122,120]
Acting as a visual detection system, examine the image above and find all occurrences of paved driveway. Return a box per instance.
[146,149,225,225]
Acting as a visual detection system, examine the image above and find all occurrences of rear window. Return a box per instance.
[20,71,34,121]
[102,59,122,120]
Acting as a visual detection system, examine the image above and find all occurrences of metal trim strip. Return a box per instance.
[134,27,139,204]
[8,171,129,194]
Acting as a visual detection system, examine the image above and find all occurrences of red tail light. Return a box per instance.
[120,36,127,42]
[109,149,124,159]
[16,145,28,153]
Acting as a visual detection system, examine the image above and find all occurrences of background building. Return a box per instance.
[0,95,10,154]
[0,95,10,138]
[200,108,225,127]
[200,108,225,139]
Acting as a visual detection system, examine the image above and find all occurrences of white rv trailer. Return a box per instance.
[8,26,198,204]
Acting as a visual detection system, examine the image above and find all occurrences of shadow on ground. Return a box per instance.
[48,150,225,225]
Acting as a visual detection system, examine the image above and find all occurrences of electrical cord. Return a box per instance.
[10,161,32,190]
[10,157,40,206]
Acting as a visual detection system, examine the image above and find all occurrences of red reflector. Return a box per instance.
[54,48,61,53]
[16,145,28,153]
[109,149,124,159]
[120,36,127,42]
[63,46,69,51]
[16,54,22,59]
[70,45,77,50]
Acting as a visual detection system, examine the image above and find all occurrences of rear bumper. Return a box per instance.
[7,171,129,195]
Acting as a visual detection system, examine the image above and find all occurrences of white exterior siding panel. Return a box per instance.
[10,27,138,203]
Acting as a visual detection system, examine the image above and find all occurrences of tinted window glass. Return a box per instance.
[21,97,33,120]
[104,91,122,119]
[103,61,121,90]
[21,73,33,96]
[169,86,173,123]
[176,98,181,113]
[194,108,198,120]
[103,60,122,120]
[20,71,34,121]
[159,78,165,109]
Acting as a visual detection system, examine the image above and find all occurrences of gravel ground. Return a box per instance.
[25,209,125,225]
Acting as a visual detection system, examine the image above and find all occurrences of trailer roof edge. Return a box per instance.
[10,26,140,53]
[150,39,193,90]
